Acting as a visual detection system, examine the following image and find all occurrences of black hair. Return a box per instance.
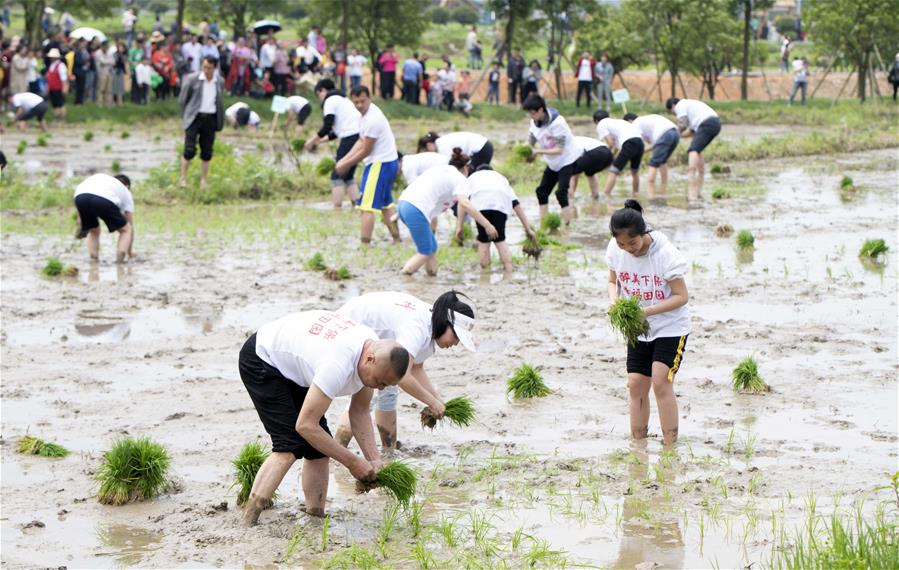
[412,52,419,58]
[314,78,335,93]
[350,85,370,98]
[387,345,411,380]
[416,131,438,152]
[448,147,470,170]
[665,97,680,111]
[0,150,7,171]
[431,291,475,340]
[396,151,404,162]
[202,54,218,65]
[522,93,545,112]
[593,109,609,123]
[609,199,647,237]
[113,173,131,188]
[623,112,638,122]
[235,106,250,126]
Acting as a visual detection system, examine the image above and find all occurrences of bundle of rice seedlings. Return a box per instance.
[736,230,755,249]
[609,296,649,347]
[121,131,130,140]
[84,130,94,142]
[16,435,69,458]
[42,258,63,276]
[111,160,122,172]
[714,223,734,238]
[305,252,327,271]
[290,138,306,154]
[711,187,731,200]
[710,164,730,174]
[315,157,336,177]
[732,356,768,393]
[859,239,888,260]
[36,135,48,147]
[454,224,474,245]
[16,140,27,155]
[541,212,563,234]
[231,441,271,507]
[324,266,352,280]
[507,363,552,399]
[96,437,171,505]
[357,462,417,506]
[521,234,543,260]
[420,396,476,429]
[839,175,856,191]
[512,144,534,162]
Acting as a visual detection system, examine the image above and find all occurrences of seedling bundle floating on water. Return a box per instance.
[96,436,171,505]
[732,356,769,393]
[305,252,327,271]
[231,441,272,507]
[41,257,78,277]
[315,157,336,177]
[736,230,755,249]
[421,396,476,429]
[16,435,69,458]
[609,296,649,347]
[357,461,417,507]
[714,223,734,238]
[839,175,856,191]
[711,187,732,200]
[507,363,552,399]
[859,239,888,261]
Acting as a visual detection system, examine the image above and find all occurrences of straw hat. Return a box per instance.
[150,30,165,44]
[47,48,62,59]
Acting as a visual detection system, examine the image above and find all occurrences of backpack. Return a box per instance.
[889,63,899,84]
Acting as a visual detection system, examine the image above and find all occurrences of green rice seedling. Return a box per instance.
[407,499,425,538]
[521,234,543,260]
[120,130,130,139]
[420,396,475,428]
[507,363,552,399]
[153,135,161,143]
[111,160,122,172]
[711,187,732,200]
[736,229,755,249]
[859,239,888,260]
[96,436,171,505]
[732,356,768,393]
[324,266,352,280]
[512,144,534,162]
[283,524,304,562]
[231,441,270,506]
[541,212,563,234]
[16,140,27,154]
[36,134,48,147]
[315,157,336,177]
[255,142,265,151]
[290,138,306,153]
[305,252,327,271]
[42,257,63,276]
[103,144,112,152]
[16,435,69,458]
[839,175,855,190]
[608,296,649,347]
[710,163,730,174]
[358,462,417,506]
[320,514,330,551]
[84,130,94,142]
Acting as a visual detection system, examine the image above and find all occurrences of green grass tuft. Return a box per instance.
[421,396,476,428]
[16,140,27,155]
[84,130,94,142]
[711,187,732,200]
[609,296,649,347]
[541,212,563,234]
[732,356,768,393]
[375,462,417,506]
[16,435,69,458]
[305,252,327,271]
[103,144,112,152]
[336,266,352,280]
[315,157,336,177]
[42,257,63,276]
[736,229,755,249]
[859,239,888,260]
[96,436,171,505]
[507,363,552,399]
[231,441,271,507]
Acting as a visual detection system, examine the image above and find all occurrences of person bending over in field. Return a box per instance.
[624,112,680,198]
[305,79,361,209]
[593,110,644,197]
[665,97,720,201]
[238,310,411,525]
[73,173,135,263]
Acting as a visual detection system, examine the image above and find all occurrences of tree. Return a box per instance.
[187,0,288,39]
[739,0,775,100]
[176,0,186,43]
[21,0,119,50]
[806,0,899,101]
[576,3,649,73]
[680,0,740,99]
[628,0,695,98]
[537,0,599,98]
[486,0,537,65]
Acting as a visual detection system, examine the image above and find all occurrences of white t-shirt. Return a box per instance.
[225,101,258,125]
[605,230,691,342]
[286,95,310,114]
[596,118,642,150]
[435,131,488,156]
[402,152,448,183]
[12,92,43,111]
[528,111,581,172]
[296,44,321,65]
[399,165,469,221]
[135,63,151,86]
[577,59,593,81]
[181,41,202,72]
[322,94,361,139]
[254,310,377,399]
[633,114,678,145]
[73,173,135,213]
[574,136,607,153]
[466,169,519,217]
[338,292,436,364]
[347,54,366,77]
[359,102,398,164]
[674,99,718,132]
[259,42,276,68]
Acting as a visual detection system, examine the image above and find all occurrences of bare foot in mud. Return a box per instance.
[303,506,325,517]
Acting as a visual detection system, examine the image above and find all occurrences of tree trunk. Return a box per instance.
[340,0,349,47]
[24,0,46,51]
[369,48,378,94]
[857,52,868,102]
[670,68,677,98]
[233,5,247,39]
[176,0,186,44]
[740,0,750,100]
[499,12,515,66]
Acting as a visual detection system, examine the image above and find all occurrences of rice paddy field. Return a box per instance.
[1,109,897,568]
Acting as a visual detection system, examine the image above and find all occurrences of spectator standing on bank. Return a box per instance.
[181,33,203,74]
[574,50,595,108]
[95,40,115,107]
[507,47,525,104]
[122,8,137,48]
[347,48,366,89]
[487,62,501,104]
[134,55,151,104]
[595,52,614,110]
[179,56,224,190]
[889,53,899,101]
[272,42,291,96]
[128,35,146,103]
[466,26,481,69]
[378,45,399,99]
[780,37,791,72]
[9,44,28,96]
[46,48,68,120]
[402,52,423,104]
[260,36,277,78]
[521,60,541,100]
[112,41,128,106]
[73,39,90,105]
[788,56,809,106]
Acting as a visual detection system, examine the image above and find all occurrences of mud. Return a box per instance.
[1,148,897,568]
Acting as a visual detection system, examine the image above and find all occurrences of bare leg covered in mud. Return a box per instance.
[361,209,400,244]
[627,365,679,446]
[687,151,704,201]
[242,451,295,526]
[401,253,437,276]
[331,183,359,209]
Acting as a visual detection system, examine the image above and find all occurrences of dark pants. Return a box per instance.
[183,113,217,162]
[893,82,899,101]
[74,73,86,104]
[130,71,140,103]
[442,90,454,111]
[536,163,575,208]
[576,80,592,107]
[403,79,419,104]
[380,71,395,98]
[508,79,522,103]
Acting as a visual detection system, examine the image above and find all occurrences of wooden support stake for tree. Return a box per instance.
[756,50,773,100]
[677,73,690,99]
[869,57,882,101]
[831,67,855,106]
[809,53,838,99]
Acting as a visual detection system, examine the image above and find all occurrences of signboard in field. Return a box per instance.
[271,95,288,114]
[612,89,630,104]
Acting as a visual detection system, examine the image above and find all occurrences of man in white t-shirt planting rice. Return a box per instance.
[624,112,680,198]
[593,110,645,197]
[306,79,362,209]
[285,95,312,136]
[238,310,412,525]
[665,97,721,201]
[8,92,49,132]
[335,85,401,244]
[73,173,135,263]
[522,94,581,227]
[416,131,494,171]
[224,101,260,129]
[334,290,477,449]
[395,151,498,276]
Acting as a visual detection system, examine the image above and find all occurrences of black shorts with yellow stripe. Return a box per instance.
[626,335,688,381]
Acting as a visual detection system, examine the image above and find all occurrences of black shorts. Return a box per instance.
[476,209,507,243]
[20,100,49,121]
[689,117,721,153]
[331,134,359,184]
[74,193,128,232]
[239,334,330,460]
[535,162,575,208]
[611,138,644,173]
[296,104,312,125]
[574,146,613,176]
[49,90,66,108]
[626,335,688,380]
[183,113,218,162]
[470,140,494,171]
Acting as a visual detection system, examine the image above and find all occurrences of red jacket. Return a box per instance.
[574,57,596,81]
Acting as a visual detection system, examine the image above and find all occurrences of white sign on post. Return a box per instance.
[612,89,630,104]
[270,95,288,114]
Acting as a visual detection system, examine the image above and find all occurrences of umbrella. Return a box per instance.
[253,20,281,35]
[70,27,107,43]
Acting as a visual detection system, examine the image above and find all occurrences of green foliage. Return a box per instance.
[609,296,649,347]
[451,6,478,25]
[231,441,270,507]
[42,257,63,276]
[711,187,732,200]
[430,6,450,24]
[507,363,552,399]
[16,140,27,155]
[575,3,648,71]
[732,356,768,392]
[84,130,94,142]
[859,239,888,260]
[541,212,562,234]
[36,134,48,147]
[422,396,476,429]
[16,435,69,458]
[306,252,327,271]
[315,157,336,177]
[375,462,417,506]
[736,229,755,249]
[774,15,797,38]
[96,437,171,505]
[120,131,130,140]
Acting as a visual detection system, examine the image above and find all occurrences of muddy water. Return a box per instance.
[1,149,896,568]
